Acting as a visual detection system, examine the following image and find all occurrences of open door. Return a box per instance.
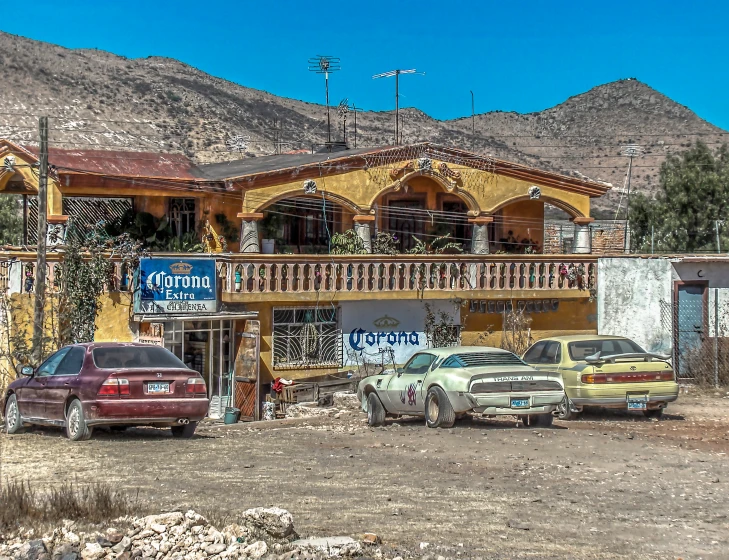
[234,320,261,421]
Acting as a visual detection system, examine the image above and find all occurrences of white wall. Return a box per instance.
[598,257,673,353]
[341,300,460,366]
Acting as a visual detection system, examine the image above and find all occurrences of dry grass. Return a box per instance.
[0,479,141,531]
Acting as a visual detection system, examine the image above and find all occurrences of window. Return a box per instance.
[170,198,196,237]
[523,341,547,364]
[36,347,71,377]
[93,346,188,369]
[568,339,645,361]
[54,347,86,376]
[524,341,560,364]
[272,307,341,369]
[402,353,436,375]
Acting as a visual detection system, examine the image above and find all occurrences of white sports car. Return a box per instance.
[358,346,565,428]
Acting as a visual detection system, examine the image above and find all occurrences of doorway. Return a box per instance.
[674,282,707,379]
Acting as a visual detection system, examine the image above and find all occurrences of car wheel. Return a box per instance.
[366,393,386,427]
[643,408,663,420]
[171,421,198,438]
[66,400,93,441]
[425,386,456,429]
[4,394,24,434]
[520,413,554,428]
[556,396,575,421]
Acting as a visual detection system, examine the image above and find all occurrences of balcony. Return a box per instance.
[219,254,597,302]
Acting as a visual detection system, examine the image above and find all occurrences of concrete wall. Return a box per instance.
[597,257,673,353]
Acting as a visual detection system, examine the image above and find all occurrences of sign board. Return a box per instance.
[341,300,459,365]
[136,258,217,314]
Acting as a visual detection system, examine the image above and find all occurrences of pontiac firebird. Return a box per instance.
[357,346,565,428]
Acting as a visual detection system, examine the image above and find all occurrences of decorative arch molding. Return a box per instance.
[250,189,363,214]
[489,194,585,218]
[370,169,481,215]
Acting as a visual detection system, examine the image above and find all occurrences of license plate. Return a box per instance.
[511,398,530,409]
[147,382,170,394]
[627,398,647,410]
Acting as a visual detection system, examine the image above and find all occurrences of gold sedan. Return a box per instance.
[522,335,679,420]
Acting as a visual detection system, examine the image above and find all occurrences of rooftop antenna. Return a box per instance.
[373,69,424,146]
[308,55,341,146]
[337,98,349,144]
[620,143,644,252]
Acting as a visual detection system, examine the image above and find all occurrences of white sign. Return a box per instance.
[341,300,460,365]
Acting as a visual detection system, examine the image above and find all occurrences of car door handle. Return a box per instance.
[64,382,71,386]
[416,380,423,384]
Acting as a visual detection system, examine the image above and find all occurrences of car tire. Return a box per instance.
[556,396,576,421]
[520,413,554,428]
[425,386,456,429]
[643,408,663,420]
[171,421,198,438]
[367,393,386,427]
[4,394,24,434]
[66,399,93,441]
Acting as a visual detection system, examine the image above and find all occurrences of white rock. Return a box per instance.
[111,536,131,554]
[150,523,167,534]
[205,542,226,555]
[333,391,360,410]
[292,536,362,558]
[81,542,105,560]
[243,540,268,559]
[65,532,80,545]
[242,507,295,538]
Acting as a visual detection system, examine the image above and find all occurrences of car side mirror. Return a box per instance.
[396,367,404,377]
[20,365,34,377]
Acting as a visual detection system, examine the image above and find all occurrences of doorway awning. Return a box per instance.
[133,311,259,322]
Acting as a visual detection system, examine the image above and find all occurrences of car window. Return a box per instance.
[543,342,561,364]
[402,353,436,375]
[54,347,85,376]
[93,346,188,369]
[523,341,547,363]
[36,347,71,377]
[568,339,646,361]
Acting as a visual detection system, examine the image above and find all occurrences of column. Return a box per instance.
[572,217,594,254]
[47,215,69,246]
[468,216,493,255]
[353,215,375,253]
[237,212,264,253]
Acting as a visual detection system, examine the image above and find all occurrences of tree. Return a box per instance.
[630,142,729,253]
[0,195,23,245]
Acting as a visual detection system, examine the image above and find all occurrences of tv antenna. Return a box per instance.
[372,69,424,145]
[308,55,341,145]
[225,134,250,154]
[337,98,359,147]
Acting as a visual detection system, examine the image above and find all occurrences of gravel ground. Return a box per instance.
[2,394,729,560]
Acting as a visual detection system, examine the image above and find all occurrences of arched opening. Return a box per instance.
[259,196,353,254]
[373,175,474,252]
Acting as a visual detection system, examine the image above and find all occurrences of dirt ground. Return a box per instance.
[2,393,729,560]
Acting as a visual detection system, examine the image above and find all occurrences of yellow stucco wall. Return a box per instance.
[240,161,592,219]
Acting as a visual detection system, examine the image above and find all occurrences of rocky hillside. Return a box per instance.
[1,32,726,215]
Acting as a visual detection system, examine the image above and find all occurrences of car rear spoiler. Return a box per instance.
[584,351,671,364]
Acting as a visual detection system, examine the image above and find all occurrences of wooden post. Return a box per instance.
[32,116,49,363]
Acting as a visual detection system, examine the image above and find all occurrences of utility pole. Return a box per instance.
[32,116,49,363]
[470,90,475,135]
[651,224,654,254]
[716,220,721,253]
[620,144,643,253]
[373,69,424,146]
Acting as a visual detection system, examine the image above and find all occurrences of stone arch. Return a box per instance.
[489,194,585,218]
[369,170,480,215]
[249,189,363,215]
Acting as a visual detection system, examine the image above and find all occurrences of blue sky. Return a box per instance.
[3,0,728,129]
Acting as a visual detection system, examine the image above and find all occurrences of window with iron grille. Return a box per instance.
[170,198,196,237]
[272,307,342,369]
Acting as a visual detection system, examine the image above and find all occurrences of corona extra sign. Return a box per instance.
[136,258,217,314]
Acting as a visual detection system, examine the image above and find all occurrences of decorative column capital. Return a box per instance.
[237,212,265,221]
[468,216,494,225]
[571,217,595,226]
[353,214,376,223]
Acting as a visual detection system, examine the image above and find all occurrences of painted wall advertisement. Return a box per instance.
[136,258,217,314]
[341,300,460,365]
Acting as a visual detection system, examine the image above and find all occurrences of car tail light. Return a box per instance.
[186,377,207,395]
[98,378,130,396]
[581,371,675,384]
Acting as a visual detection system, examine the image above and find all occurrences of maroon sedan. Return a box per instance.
[3,343,210,441]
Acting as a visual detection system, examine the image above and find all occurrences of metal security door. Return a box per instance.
[675,283,706,379]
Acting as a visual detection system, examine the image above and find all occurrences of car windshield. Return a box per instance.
[568,339,646,361]
[93,346,188,369]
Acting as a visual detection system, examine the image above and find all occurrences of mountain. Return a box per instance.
[1,31,726,216]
